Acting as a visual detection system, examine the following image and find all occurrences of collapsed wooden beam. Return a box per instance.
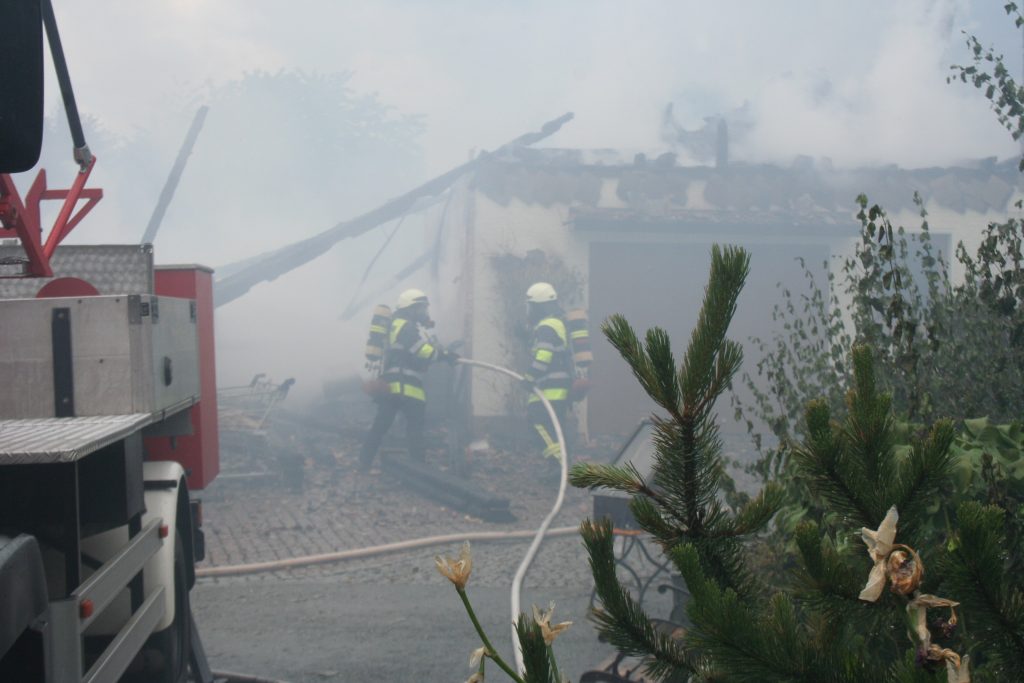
[213,112,574,307]
[380,449,515,523]
[141,106,208,244]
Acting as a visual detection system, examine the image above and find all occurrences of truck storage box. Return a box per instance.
[0,295,199,418]
[145,265,220,490]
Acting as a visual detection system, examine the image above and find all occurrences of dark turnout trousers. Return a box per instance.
[360,394,427,469]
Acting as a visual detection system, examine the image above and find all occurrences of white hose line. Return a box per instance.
[194,526,578,578]
[455,357,568,677]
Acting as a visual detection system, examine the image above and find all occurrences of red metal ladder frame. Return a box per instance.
[0,158,102,278]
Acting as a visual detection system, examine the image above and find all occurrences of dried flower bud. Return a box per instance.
[435,541,473,590]
[532,601,572,645]
[859,506,900,602]
[887,545,923,595]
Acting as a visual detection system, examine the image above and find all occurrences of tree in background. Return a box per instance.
[31,68,424,263]
[168,69,424,262]
[731,6,1024,549]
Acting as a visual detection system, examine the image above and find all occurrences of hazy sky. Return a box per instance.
[47,1,1021,176]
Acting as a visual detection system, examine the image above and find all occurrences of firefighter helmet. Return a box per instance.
[526,282,557,303]
[396,288,429,310]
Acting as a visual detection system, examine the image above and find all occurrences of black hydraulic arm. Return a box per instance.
[40,0,92,170]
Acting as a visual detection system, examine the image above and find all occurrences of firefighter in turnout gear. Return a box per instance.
[359,288,457,471]
[522,282,571,462]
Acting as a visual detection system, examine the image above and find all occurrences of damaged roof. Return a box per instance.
[474,147,1023,228]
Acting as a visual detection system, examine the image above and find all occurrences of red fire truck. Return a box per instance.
[1,2,218,681]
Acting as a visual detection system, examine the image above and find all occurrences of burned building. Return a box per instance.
[443,148,1022,437]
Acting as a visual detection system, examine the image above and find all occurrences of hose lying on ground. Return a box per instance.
[454,358,568,677]
[195,526,578,578]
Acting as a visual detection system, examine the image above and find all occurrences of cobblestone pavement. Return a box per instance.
[199,406,629,590]
[198,402,760,589]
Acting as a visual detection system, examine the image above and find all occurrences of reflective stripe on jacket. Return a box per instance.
[525,315,571,404]
[382,316,437,401]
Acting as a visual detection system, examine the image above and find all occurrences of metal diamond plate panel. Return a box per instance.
[0,244,154,299]
[0,414,153,464]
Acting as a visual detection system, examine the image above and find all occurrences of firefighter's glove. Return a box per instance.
[520,377,538,394]
[440,350,460,365]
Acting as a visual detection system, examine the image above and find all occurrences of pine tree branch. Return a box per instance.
[888,651,948,682]
[674,544,813,682]
[647,416,717,534]
[727,482,785,536]
[581,519,700,675]
[792,398,877,528]
[574,245,771,680]
[680,246,751,407]
[569,462,653,497]
[603,315,682,419]
[891,419,956,541]
[940,502,1024,667]
[688,536,761,602]
[790,520,903,641]
[841,346,899,518]
[645,326,682,415]
[695,339,744,421]
[629,495,678,542]
[680,412,703,534]
[794,522,862,600]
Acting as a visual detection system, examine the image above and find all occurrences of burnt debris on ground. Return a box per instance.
[202,375,621,587]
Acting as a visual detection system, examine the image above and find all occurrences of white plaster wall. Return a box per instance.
[429,181,473,343]
[886,196,1024,283]
[799,198,1023,350]
[823,197,1023,297]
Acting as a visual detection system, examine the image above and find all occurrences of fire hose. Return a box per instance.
[194,526,578,577]
[454,357,568,677]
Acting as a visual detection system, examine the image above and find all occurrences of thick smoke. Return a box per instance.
[32,0,1023,398]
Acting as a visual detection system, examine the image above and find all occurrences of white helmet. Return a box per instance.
[396,288,429,310]
[526,282,557,303]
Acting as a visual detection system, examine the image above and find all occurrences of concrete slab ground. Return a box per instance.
[194,580,622,683]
